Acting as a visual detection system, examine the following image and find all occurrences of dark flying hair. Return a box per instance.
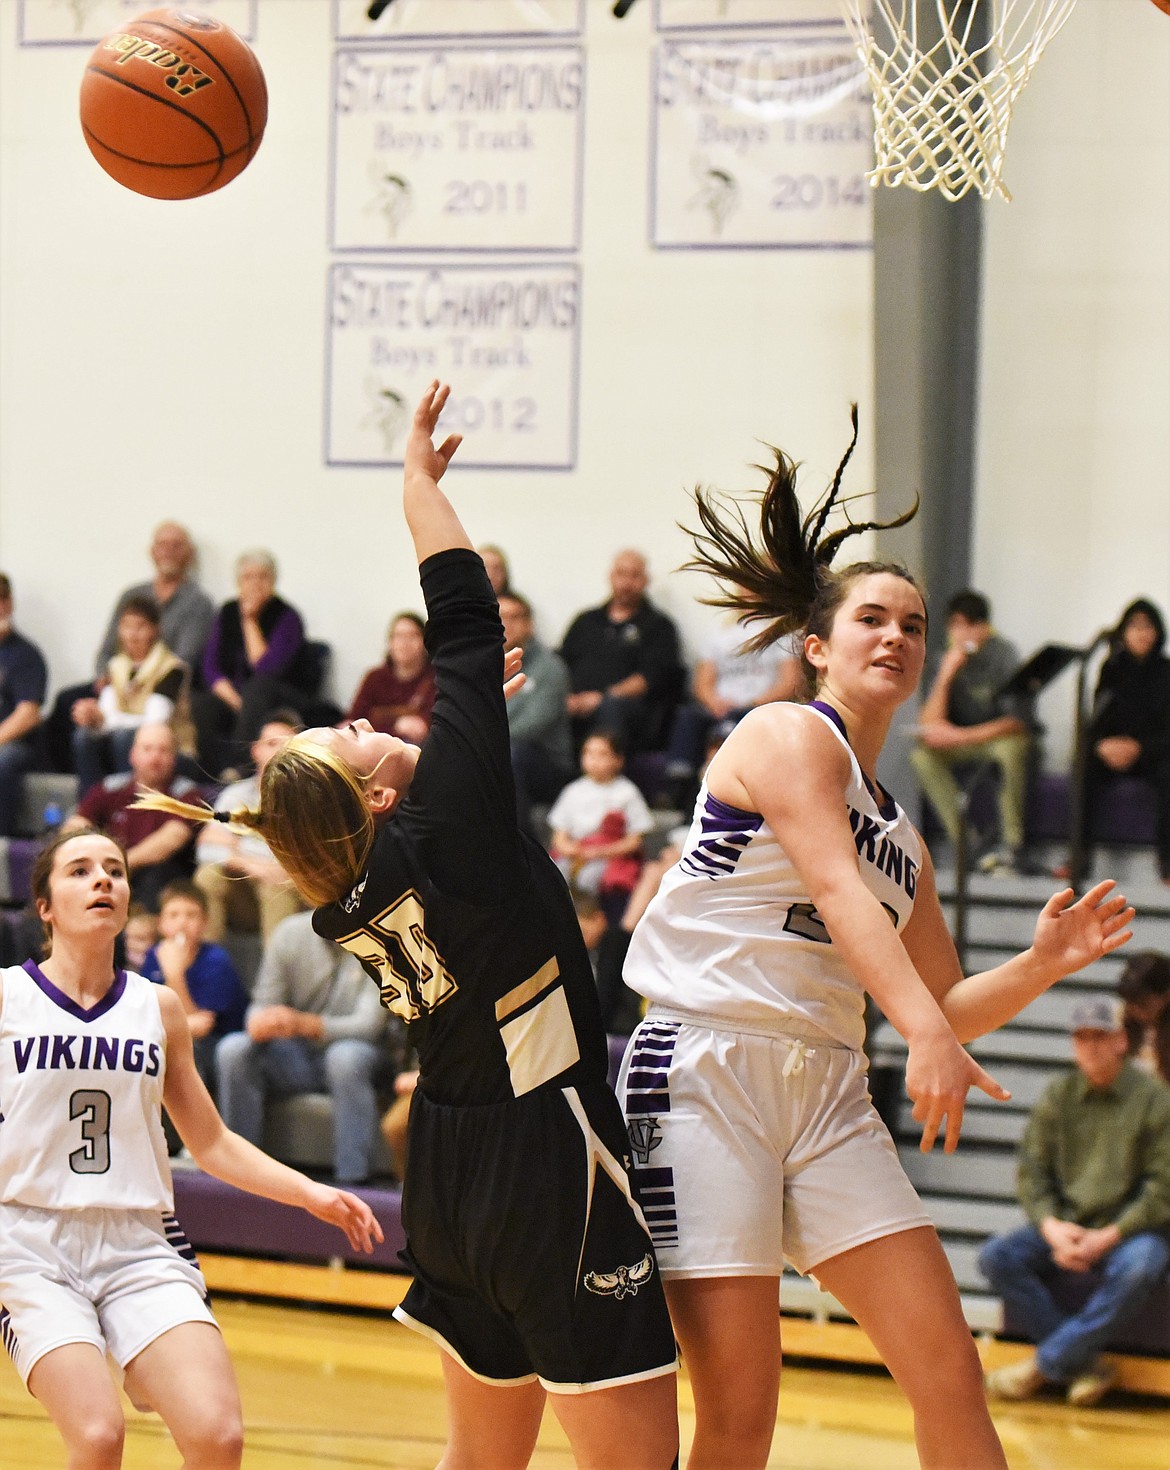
[681,406,921,694]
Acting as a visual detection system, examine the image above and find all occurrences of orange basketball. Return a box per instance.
[79,8,267,200]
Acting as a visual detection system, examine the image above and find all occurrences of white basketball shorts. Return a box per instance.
[618,1014,932,1278]
[0,1202,215,1385]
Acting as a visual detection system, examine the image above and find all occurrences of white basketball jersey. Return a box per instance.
[0,962,172,1212]
[625,702,922,1049]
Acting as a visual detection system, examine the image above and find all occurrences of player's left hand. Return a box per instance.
[306,1184,385,1253]
[1030,881,1134,980]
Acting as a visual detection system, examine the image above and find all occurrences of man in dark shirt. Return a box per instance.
[910,589,1030,873]
[560,550,682,753]
[980,997,1170,1407]
[71,723,203,909]
[0,573,48,836]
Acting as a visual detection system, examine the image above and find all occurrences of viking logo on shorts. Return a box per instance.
[584,1253,655,1300]
[627,1115,662,1167]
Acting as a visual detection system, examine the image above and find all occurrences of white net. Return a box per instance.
[842,0,1078,201]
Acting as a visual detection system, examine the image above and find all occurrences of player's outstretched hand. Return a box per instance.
[305,1183,385,1253]
[1030,881,1134,980]
[407,380,462,486]
[503,645,526,702]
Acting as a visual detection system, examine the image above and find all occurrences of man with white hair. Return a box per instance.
[980,995,1170,1406]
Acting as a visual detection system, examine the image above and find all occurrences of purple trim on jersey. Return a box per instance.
[807,699,898,821]
[21,958,127,1023]
[679,791,763,880]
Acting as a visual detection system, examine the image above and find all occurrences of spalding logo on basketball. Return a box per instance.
[79,8,267,200]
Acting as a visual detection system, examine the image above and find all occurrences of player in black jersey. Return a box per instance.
[141,383,679,1470]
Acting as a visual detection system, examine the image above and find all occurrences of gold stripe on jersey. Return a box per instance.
[495,956,560,1023]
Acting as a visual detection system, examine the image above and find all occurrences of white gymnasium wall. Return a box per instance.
[975,0,1170,765]
[0,0,872,708]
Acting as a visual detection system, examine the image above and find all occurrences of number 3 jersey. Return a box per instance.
[624,701,922,1051]
[0,960,172,1212]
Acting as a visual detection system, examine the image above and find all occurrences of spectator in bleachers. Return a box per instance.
[69,722,203,910]
[910,589,1031,875]
[122,903,158,972]
[981,996,1170,1408]
[1080,598,1170,883]
[347,612,436,744]
[70,594,193,793]
[215,910,390,1186]
[193,551,306,776]
[548,730,652,907]
[498,590,574,834]
[1118,950,1170,1087]
[141,879,247,1091]
[663,618,800,810]
[573,889,643,1036]
[45,521,214,772]
[477,543,511,596]
[0,572,47,837]
[560,549,683,753]
[194,712,303,944]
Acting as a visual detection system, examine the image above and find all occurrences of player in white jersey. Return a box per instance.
[617,413,1135,1470]
[0,827,382,1468]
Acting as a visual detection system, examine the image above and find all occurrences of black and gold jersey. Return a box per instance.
[314,549,609,1107]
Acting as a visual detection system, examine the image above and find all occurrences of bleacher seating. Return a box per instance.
[868,868,1170,1354]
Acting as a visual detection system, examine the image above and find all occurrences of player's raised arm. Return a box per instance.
[403,381,473,565]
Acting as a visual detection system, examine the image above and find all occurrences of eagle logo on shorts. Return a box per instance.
[583,1253,655,1300]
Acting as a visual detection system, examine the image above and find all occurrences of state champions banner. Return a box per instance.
[330,44,584,253]
[651,34,873,250]
[325,261,580,470]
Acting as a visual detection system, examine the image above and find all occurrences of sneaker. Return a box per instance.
[978,846,1019,876]
[1066,1363,1116,1408]
[984,1356,1048,1401]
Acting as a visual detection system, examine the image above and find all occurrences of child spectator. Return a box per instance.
[573,889,643,1035]
[122,904,158,973]
[1118,950,1170,1086]
[548,731,652,904]
[70,594,193,792]
[141,879,248,1091]
[347,612,436,743]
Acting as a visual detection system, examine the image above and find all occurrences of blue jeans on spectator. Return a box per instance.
[0,738,35,837]
[215,1032,382,1184]
[979,1224,1170,1381]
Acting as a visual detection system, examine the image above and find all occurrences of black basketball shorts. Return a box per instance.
[394,1081,678,1393]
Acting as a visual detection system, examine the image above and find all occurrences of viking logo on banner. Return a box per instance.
[18,0,254,45]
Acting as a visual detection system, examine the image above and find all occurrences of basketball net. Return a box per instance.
[842,0,1078,201]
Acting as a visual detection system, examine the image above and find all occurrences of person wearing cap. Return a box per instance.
[980,995,1170,1406]
[0,572,48,837]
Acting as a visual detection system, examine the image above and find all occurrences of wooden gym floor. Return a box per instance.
[2,1295,1169,1469]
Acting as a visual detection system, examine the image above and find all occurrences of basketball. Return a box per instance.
[78,8,267,200]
